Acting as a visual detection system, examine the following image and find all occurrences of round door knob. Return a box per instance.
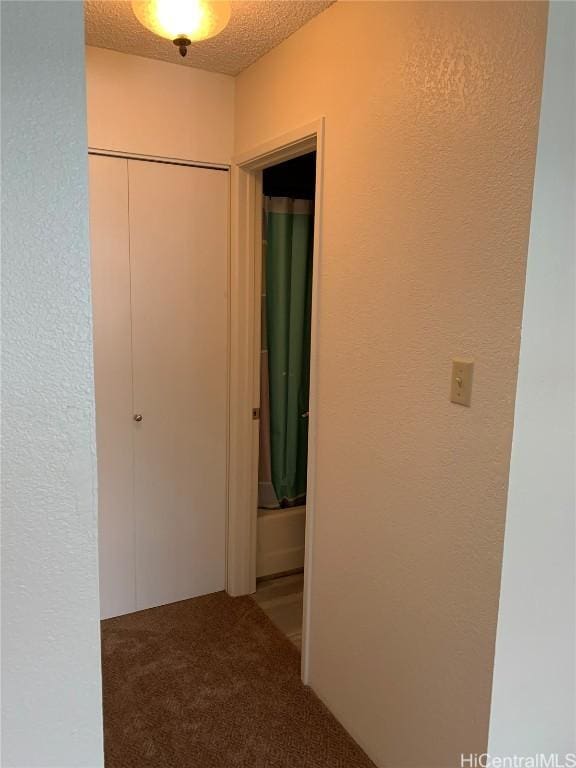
[133,414,143,422]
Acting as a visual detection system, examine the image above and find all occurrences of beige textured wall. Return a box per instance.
[86,46,234,164]
[235,2,547,766]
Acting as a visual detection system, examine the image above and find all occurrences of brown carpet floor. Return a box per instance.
[101,591,375,768]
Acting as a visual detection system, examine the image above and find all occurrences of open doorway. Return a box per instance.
[227,118,324,681]
[252,153,316,651]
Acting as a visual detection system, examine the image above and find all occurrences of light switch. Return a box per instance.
[450,359,474,407]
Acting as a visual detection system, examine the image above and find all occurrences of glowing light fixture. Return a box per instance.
[131,0,231,57]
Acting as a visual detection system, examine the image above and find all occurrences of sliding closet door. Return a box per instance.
[89,155,135,619]
[128,160,228,611]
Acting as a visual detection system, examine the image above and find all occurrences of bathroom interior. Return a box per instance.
[252,152,317,650]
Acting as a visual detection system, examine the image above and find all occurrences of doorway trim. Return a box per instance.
[227,118,325,682]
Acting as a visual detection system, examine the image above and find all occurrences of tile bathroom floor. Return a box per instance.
[251,572,304,651]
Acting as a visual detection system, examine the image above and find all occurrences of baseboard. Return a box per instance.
[256,506,306,578]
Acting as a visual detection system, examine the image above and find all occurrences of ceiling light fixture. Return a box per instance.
[131,0,231,57]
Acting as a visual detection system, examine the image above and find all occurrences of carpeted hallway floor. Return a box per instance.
[101,591,375,768]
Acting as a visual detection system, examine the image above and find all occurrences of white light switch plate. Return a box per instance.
[450,359,474,407]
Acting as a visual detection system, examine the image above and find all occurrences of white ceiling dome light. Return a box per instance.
[131,0,231,57]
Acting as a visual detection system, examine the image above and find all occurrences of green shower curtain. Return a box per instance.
[265,197,314,506]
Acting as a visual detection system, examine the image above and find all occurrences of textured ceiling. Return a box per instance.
[84,1,333,76]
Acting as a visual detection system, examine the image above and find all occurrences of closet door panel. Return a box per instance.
[89,155,135,619]
[128,160,228,610]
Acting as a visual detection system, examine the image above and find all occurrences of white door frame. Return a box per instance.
[227,118,325,682]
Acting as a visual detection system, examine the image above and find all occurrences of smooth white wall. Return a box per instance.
[86,46,234,164]
[1,3,104,766]
[489,1,576,756]
[235,3,548,765]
